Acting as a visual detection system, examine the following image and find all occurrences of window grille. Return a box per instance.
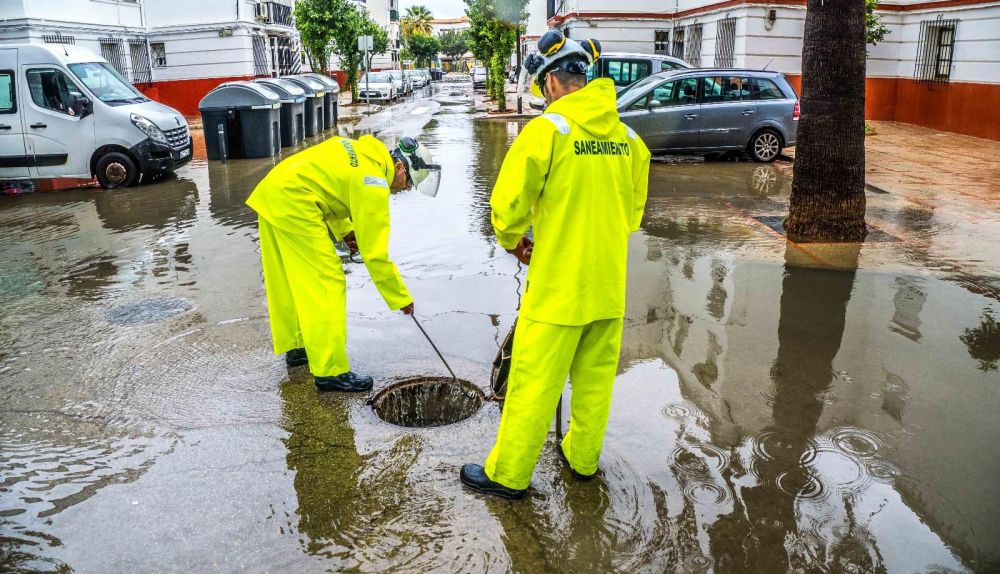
[715,18,736,67]
[129,39,152,85]
[684,24,703,67]
[914,18,958,83]
[252,34,270,77]
[289,38,302,74]
[43,31,75,44]
[671,28,684,59]
[151,43,167,68]
[654,30,670,55]
[99,37,130,81]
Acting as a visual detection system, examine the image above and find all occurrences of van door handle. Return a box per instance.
[742,110,756,116]
[30,123,47,129]
[684,114,698,120]
[0,124,11,130]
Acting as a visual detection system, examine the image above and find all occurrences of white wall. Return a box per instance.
[146,29,257,81]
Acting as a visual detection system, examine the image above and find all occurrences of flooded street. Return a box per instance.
[2,84,998,573]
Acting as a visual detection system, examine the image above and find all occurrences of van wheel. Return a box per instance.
[96,152,139,189]
[748,129,783,163]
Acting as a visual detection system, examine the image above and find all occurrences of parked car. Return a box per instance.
[471,67,487,90]
[617,69,799,162]
[410,69,428,88]
[589,52,692,92]
[0,43,191,189]
[386,70,412,95]
[358,72,396,102]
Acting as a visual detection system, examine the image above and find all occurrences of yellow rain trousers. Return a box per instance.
[485,78,651,490]
[246,135,412,377]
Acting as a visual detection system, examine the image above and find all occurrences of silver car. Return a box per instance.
[618,69,799,162]
[589,52,692,93]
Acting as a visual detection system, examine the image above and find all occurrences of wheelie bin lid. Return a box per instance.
[301,73,341,95]
[253,78,307,104]
[198,81,281,112]
[281,75,326,98]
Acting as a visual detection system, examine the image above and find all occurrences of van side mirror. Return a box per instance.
[71,94,94,118]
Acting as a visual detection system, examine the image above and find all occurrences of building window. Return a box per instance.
[42,31,75,45]
[915,19,958,83]
[714,18,736,67]
[151,43,167,67]
[129,40,152,85]
[684,24,703,67]
[671,28,684,59]
[99,37,130,81]
[654,30,670,55]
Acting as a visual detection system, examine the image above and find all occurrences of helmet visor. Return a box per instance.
[416,168,441,197]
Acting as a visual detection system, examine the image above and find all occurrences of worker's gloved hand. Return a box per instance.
[343,231,360,256]
[401,302,415,315]
[506,236,533,265]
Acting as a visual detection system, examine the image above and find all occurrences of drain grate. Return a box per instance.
[371,377,484,428]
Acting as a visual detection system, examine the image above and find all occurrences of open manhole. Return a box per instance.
[371,377,485,428]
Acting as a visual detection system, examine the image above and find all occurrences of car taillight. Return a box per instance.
[793,100,800,120]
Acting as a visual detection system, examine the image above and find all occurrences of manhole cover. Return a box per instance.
[371,377,485,428]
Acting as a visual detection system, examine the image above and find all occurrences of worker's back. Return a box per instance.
[491,78,650,326]
[247,135,393,238]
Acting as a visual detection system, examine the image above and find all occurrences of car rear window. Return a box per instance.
[754,78,786,100]
[604,60,652,87]
[661,61,684,71]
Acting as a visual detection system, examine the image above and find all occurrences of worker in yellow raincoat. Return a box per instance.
[246,135,441,392]
[460,30,651,498]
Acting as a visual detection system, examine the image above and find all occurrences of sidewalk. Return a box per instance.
[864,121,999,202]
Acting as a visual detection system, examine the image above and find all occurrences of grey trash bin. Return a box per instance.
[282,75,325,137]
[198,81,282,160]
[302,73,340,130]
[254,78,306,147]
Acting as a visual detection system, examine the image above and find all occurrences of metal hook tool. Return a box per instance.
[410,315,457,381]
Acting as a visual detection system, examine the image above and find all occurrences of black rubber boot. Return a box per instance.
[459,464,526,500]
[557,444,596,481]
[285,348,308,368]
[314,371,373,392]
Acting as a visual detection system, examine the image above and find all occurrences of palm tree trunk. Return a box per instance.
[784,0,868,242]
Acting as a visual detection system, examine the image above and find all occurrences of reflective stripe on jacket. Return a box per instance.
[246,135,411,310]
[490,78,651,326]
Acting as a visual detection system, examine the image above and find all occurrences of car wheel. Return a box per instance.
[96,151,140,189]
[748,129,782,163]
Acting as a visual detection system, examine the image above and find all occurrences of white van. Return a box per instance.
[0,44,191,189]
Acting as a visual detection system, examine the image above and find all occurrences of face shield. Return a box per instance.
[396,136,442,198]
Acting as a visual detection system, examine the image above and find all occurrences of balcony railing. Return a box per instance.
[255,2,294,27]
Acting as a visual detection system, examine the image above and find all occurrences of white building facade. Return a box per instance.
[0,0,302,115]
[545,0,1000,140]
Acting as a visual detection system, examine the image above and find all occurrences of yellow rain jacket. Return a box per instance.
[490,78,651,326]
[484,78,651,489]
[246,135,411,311]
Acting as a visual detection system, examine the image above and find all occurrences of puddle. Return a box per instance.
[105,296,193,325]
[371,377,485,427]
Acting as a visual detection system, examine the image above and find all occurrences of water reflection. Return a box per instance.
[960,309,1000,372]
[93,177,198,233]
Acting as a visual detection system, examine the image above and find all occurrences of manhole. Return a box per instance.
[371,377,485,428]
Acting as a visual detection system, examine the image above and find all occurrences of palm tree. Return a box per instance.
[401,5,433,37]
[784,0,867,242]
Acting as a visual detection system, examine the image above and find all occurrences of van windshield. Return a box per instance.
[68,62,147,105]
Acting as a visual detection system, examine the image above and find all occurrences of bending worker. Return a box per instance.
[461,30,651,498]
[246,134,440,392]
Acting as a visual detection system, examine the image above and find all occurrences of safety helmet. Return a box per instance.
[390,136,441,197]
[524,29,601,98]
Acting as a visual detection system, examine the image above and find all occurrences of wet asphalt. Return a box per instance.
[1,83,998,573]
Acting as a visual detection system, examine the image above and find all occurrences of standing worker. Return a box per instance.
[460,30,651,498]
[246,135,440,392]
